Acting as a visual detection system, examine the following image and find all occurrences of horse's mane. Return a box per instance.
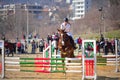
[58,29,69,40]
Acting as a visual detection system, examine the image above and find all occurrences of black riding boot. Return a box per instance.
[69,36,76,49]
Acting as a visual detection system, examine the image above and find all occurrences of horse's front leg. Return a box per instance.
[7,52,9,57]
[7,49,10,57]
[61,53,65,64]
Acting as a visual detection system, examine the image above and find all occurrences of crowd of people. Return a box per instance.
[96,34,120,55]
[14,32,59,54]
[1,18,120,56]
[1,33,120,56]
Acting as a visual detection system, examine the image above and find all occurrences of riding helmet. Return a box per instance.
[64,18,69,22]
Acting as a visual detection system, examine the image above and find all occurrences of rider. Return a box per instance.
[60,18,76,49]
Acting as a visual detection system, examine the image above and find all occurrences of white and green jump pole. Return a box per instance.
[0,40,4,79]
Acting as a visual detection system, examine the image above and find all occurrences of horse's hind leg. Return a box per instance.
[7,53,8,57]
[12,52,14,57]
[12,50,14,57]
[7,52,9,57]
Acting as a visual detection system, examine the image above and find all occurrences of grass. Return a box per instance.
[74,29,120,39]
[105,30,120,39]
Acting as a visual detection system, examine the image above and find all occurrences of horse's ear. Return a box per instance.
[57,28,60,32]
[64,31,67,33]
[63,29,65,32]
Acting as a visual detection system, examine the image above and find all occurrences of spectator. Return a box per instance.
[24,40,27,53]
[39,39,44,52]
[47,34,52,44]
[16,40,21,54]
[104,39,109,55]
[100,34,105,42]
[99,34,105,49]
[77,37,82,51]
[110,39,115,53]
[54,32,59,41]
[28,33,32,39]
[31,40,36,53]
[52,32,56,41]
[21,43,24,53]
[96,39,100,53]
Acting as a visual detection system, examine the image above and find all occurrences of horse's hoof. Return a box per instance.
[74,46,77,49]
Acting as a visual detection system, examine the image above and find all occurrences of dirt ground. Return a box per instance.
[3,66,120,80]
[0,53,120,80]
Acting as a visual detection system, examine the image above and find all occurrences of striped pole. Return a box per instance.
[65,58,82,73]
[82,40,97,80]
[115,39,119,72]
[4,57,65,73]
[20,58,65,73]
[91,60,94,76]
[85,59,95,77]
[0,63,2,73]
[0,40,4,79]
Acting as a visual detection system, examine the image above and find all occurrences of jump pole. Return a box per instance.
[115,39,119,72]
[0,40,4,79]
[43,41,52,71]
[82,40,97,80]
[43,41,57,71]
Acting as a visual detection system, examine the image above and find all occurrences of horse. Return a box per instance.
[4,41,16,57]
[57,29,75,61]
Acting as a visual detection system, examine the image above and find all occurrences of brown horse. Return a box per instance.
[4,41,16,57]
[57,29,75,59]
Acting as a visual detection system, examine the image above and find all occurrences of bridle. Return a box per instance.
[60,33,65,46]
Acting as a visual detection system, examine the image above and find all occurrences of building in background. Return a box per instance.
[0,4,43,15]
[85,0,92,12]
[54,0,62,2]
[66,0,72,4]
[72,0,91,20]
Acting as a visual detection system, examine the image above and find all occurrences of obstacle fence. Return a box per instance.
[4,57,84,73]
[102,39,120,72]
[1,39,120,79]
[5,57,65,73]
[4,55,119,74]
[102,55,120,65]
[1,40,97,80]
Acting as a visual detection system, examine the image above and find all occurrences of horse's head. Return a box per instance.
[57,28,68,46]
[57,28,75,58]
[57,28,66,33]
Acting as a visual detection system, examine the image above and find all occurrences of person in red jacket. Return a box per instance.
[16,41,21,53]
[77,37,82,51]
